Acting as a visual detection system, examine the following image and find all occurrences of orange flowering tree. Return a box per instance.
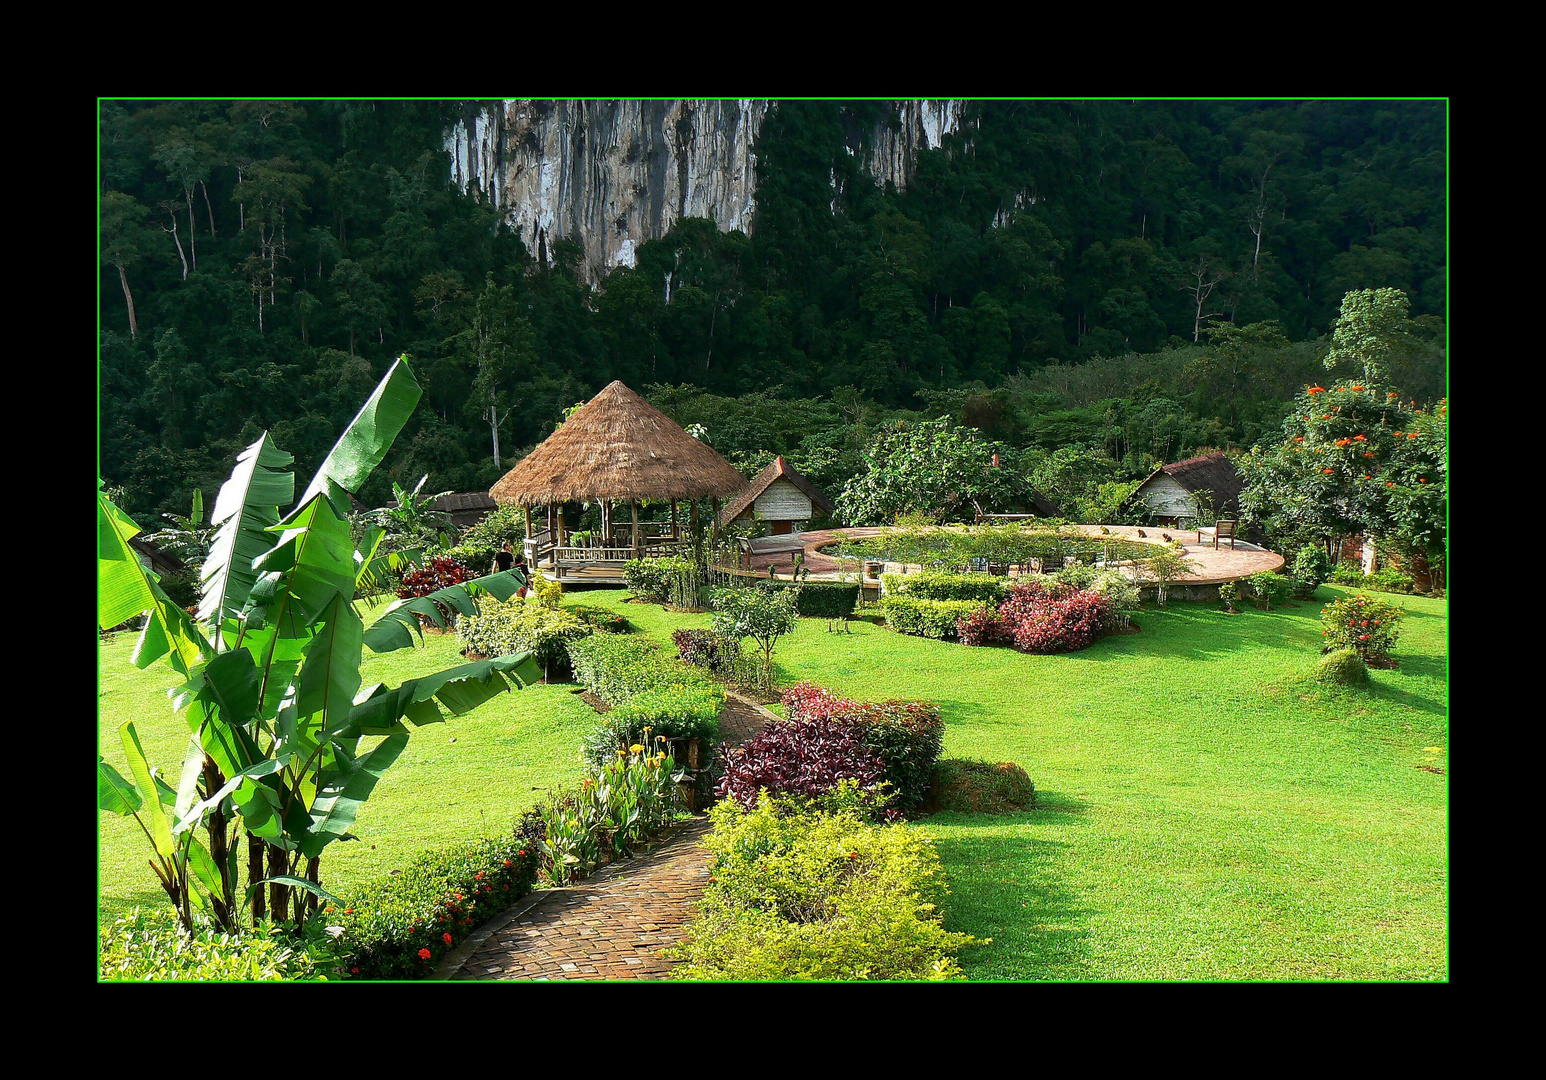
[1238,382,1447,562]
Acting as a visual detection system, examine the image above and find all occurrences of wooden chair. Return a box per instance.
[1197,519,1237,550]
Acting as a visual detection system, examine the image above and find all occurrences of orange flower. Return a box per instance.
[1308,386,1327,394]
[418,948,432,961]
[1352,385,1365,391]
[1353,434,1366,441]
[1386,482,1395,487]
[1293,436,1305,442]
[1407,432,1417,439]
[1323,468,1334,474]
[1363,452,1375,457]
[443,932,454,945]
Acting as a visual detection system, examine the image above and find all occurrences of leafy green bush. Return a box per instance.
[711,583,800,691]
[928,759,1036,814]
[1320,592,1404,662]
[456,595,592,668]
[761,579,861,617]
[541,744,683,883]
[1086,569,1140,612]
[882,571,1006,603]
[570,604,632,634]
[1292,545,1331,590]
[880,596,987,639]
[1219,579,1240,612]
[335,834,540,979]
[567,633,720,704]
[1247,570,1291,611]
[443,541,494,576]
[99,909,324,981]
[1331,561,1366,586]
[623,555,701,606]
[157,567,202,610]
[582,684,724,768]
[1333,563,1416,594]
[1317,648,1370,686]
[669,795,975,981]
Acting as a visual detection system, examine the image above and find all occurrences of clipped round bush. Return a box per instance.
[1317,647,1370,686]
[928,759,1036,813]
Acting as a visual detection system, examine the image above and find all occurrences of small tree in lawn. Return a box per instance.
[1142,545,1201,607]
[710,584,798,693]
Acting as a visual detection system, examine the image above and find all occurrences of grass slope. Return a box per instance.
[97,615,593,927]
[97,584,1446,980]
[569,585,1449,981]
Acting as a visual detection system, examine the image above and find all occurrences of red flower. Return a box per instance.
[351,967,360,974]
[1408,432,1418,439]
[1353,434,1367,441]
[1358,634,1369,640]
[443,932,453,946]
[474,871,484,881]
[1418,478,1427,483]
[1386,481,1395,487]
[1294,436,1305,442]
[1362,475,1371,481]
[504,860,512,868]
[418,948,432,961]
[1308,386,1327,394]
[518,850,527,857]
[345,908,354,915]
[1323,468,1334,474]
[1364,452,1375,457]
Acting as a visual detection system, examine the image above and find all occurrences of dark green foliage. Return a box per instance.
[1317,648,1370,686]
[335,833,540,979]
[1293,545,1332,590]
[928,759,1037,814]
[761,579,861,617]
[99,100,1445,523]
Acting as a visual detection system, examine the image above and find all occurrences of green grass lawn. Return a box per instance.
[97,607,596,927]
[98,584,1447,980]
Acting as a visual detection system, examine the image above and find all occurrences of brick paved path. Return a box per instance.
[444,692,772,981]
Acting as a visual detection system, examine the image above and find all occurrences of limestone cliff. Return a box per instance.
[445,100,963,279]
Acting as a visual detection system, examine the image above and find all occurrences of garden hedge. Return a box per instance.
[882,570,1006,604]
[762,579,861,617]
[880,596,987,639]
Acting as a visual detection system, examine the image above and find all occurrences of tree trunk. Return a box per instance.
[248,832,267,925]
[166,215,188,279]
[117,264,138,338]
[186,190,197,272]
[267,843,289,925]
[201,757,234,930]
[201,180,216,239]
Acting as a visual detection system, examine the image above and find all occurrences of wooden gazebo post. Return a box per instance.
[523,505,532,538]
[631,500,641,558]
[670,499,679,544]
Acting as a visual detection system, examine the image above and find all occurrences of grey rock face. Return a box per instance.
[445,100,962,280]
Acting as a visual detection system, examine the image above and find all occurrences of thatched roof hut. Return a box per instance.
[490,381,747,507]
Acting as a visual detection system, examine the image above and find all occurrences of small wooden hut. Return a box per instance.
[1130,451,1243,527]
[719,456,835,535]
[489,381,747,579]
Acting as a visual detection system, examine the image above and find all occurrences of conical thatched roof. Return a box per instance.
[489,381,748,506]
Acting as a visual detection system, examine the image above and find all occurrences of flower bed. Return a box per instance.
[333,834,541,979]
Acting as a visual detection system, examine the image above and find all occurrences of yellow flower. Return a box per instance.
[630,744,645,754]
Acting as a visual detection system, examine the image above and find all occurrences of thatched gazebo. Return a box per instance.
[490,380,747,574]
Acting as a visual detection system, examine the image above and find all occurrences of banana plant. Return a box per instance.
[98,357,540,933]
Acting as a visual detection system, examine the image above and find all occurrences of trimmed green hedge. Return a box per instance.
[582,684,724,767]
[762,579,861,617]
[882,571,1007,604]
[335,835,541,979]
[567,633,721,704]
[880,596,988,640]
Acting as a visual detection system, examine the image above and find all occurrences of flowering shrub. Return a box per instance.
[541,744,683,883]
[668,795,975,981]
[333,834,540,979]
[716,714,890,814]
[1320,592,1404,662]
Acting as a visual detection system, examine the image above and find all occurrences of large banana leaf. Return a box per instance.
[258,494,357,636]
[97,757,142,815]
[345,652,542,735]
[119,721,173,858]
[99,486,212,675]
[298,357,421,517]
[361,568,527,654]
[300,733,409,858]
[198,433,294,643]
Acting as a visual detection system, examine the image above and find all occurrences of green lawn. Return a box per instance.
[98,585,1447,980]
[97,610,595,927]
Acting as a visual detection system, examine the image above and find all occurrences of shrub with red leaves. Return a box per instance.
[397,556,471,622]
[716,714,888,812]
[1008,591,1111,653]
[959,581,1111,654]
[774,682,944,814]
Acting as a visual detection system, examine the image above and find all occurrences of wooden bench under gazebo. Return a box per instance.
[489,381,748,584]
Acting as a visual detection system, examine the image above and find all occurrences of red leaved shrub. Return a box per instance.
[959,581,1111,654]
[716,714,888,812]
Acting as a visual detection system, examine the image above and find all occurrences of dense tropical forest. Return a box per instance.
[98,99,1446,524]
